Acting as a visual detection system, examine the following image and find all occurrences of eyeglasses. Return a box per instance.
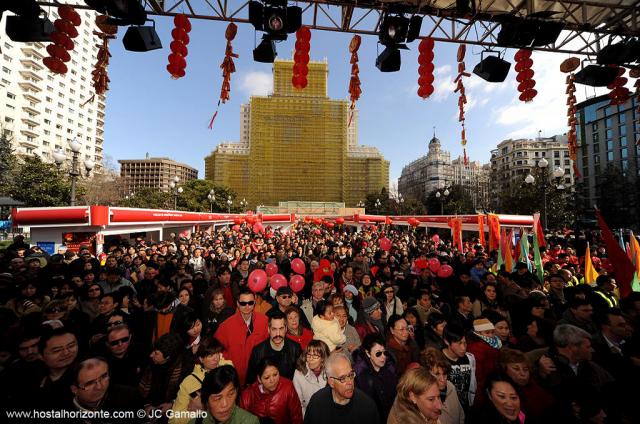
[78,372,109,390]
[108,320,124,327]
[46,307,63,314]
[373,350,387,358]
[306,353,321,359]
[330,371,356,383]
[109,335,130,346]
[384,290,394,295]
[279,295,291,299]
[238,301,255,306]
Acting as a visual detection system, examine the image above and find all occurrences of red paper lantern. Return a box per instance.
[167,14,191,79]
[43,5,81,75]
[514,49,537,103]
[292,27,311,90]
[417,38,435,99]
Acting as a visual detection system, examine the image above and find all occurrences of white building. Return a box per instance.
[0,8,105,172]
[451,156,490,210]
[489,135,575,207]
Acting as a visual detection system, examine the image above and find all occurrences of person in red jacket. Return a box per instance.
[215,287,269,386]
[467,317,502,409]
[239,357,303,424]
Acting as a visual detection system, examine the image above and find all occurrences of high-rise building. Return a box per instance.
[489,135,575,208]
[119,157,198,194]
[575,95,639,210]
[204,59,389,207]
[398,136,489,207]
[0,9,105,172]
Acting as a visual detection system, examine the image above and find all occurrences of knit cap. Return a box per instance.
[363,297,380,315]
[343,284,358,296]
[473,318,495,332]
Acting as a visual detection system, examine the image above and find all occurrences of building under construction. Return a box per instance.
[204,59,389,207]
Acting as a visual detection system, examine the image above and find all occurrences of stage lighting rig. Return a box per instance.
[248,0,302,62]
[376,13,422,72]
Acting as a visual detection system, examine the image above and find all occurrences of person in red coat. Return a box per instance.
[467,318,502,409]
[285,306,314,350]
[240,357,303,424]
[215,288,269,386]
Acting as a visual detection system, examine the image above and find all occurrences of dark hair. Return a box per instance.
[255,357,280,380]
[152,333,183,361]
[483,309,509,326]
[597,307,625,328]
[38,326,77,354]
[403,308,422,327]
[485,373,521,401]
[314,299,332,317]
[386,314,405,332]
[595,274,613,288]
[200,365,240,404]
[196,337,225,359]
[569,296,592,309]
[268,311,287,326]
[420,347,451,373]
[100,291,122,305]
[237,287,255,298]
[362,333,385,353]
[70,357,108,386]
[443,323,465,344]
[427,311,447,329]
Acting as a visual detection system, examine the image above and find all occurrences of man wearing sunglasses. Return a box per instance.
[100,325,142,388]
[304,351,379,424]
[215,287,269,386]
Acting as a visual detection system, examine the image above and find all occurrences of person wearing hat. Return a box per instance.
[342,284,359,323]
[467,317,502,408]
[355,296,385,340]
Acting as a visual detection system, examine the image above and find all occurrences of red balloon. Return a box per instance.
[437,264,453,278]
[417,84,434,98]
[252,222,264,234]
[431,234,440,244]
[55,19,79,38]
[270,274,288,290]
[291,258,306,274]
[233,217,243,225]
[415,259,428,269]
[335,217,345,225]
[514,49,532,61]
[248,269,268,293]
[174,14,192,32]
[232,224,241,231]
[294,51,309,65]
[428,258,441,273]
[266,262,278,277]
[289,274,305,293]
[47,44,71,62]
[59,6,81,26]
[314,229,321,235]
[379,237,392,251]
[297,26,311,42]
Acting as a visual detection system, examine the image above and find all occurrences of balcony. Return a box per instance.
[21,47,44,59]
[19,69,42,81]
[22,105,40,115]
[19,135,39,146]
[18,80,41,92]
[22,92,41,103]
[21,116,40,126]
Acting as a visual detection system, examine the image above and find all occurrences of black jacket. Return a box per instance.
[245,337,302,384]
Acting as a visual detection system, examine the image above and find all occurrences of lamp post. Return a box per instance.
[207,189,216,213]
[525,157,562,230]
[52,138,95,206]
[374,198,382,213]
[435,188,449,215]
[356,200,365,209]
[240,198,248,212]
[226,195,233,213]
[395,194,405,214]
[169,176,183,210]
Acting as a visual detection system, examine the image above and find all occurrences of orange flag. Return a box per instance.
[583,242,599,285]
[488,213,501,252]
[478,215,486,248]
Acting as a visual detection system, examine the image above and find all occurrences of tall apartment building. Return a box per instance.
[119,157,198,194]
[489,135,575,208]
[575,95,639,210]
[398,136,489,208]
[0,9,105,172]
[204,59,389,207]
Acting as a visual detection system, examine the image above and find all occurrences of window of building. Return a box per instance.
[606,129,613,139]
[620,125,626,136]
[621,136,627,147]
[2,67,11,74]
[622,160,629,171]
[541,152,546,157]
[607,151,614,161]
[3,117,13,123]
[621,148,628,159]
[564,159,570,165]
[554,151,560,158]
[592,122,598,131]
[6,92,15,99]
[594,155,600,164]
[5,104,14,110]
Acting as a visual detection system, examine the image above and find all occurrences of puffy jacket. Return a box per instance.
[292,367,327,416]
[311,316,345,351]
[239,377,303,424]
[352,347,398,422]
[215,310,269,385]
[467,332,500,408]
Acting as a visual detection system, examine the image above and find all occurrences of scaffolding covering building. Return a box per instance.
[205,59,389,208]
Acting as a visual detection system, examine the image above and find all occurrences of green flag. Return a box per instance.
[532,229,544,283]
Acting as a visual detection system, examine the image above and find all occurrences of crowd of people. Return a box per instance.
[0,223,638,424]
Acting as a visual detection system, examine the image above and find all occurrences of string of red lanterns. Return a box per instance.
[167,14,191,79]
[347,35,362,127]
[560,57,581,178]
[43,6,81,75]
[292,26,311,90]
[454,45,470,165]
[607,65,631,106]
[417,37,435,99]
[515,49,537,102]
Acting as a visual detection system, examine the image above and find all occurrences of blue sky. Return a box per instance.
[104,15,604,185]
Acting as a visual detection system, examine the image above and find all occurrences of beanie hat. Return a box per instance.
[343,284,358,297]
[473,318,495,332]
[363,297,380,315]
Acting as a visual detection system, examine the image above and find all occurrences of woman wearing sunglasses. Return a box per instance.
[353,333,398,422]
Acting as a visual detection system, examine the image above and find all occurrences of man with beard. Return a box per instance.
[245,311,301,384]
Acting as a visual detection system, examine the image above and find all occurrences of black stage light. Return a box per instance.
[248,1,265,31]
[473,53,511,83]
[597,40,640,66]
[253,36,277,63]
[379,15,409,46]
[497,18,564,48]
[573,65,618,87]
[376,46,401,72]
[122,24,162,52]
[406,15,423,43]
[5,15,54,42]
[531,20,564,47]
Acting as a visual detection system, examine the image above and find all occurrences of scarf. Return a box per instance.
[475,332,502,349]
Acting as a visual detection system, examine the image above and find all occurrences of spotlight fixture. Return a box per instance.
[596,39,640,66]
[253,36,277,63]
[248,0,301,40]
[122,21,162,52]
[573,64,618,87]
[473,51,511,82]
[376,13,422,72]
[496,16,564,48]
[3,0,54,42]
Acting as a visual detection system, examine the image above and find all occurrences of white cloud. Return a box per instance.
[435,65,451,75]
[238,71,273,96]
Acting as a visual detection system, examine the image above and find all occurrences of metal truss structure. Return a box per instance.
[43,0,640,56]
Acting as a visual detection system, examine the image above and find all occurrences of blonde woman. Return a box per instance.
[387,366,443,424]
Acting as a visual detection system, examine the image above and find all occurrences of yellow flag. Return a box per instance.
[584,242,599,285]
[630,232,640,278]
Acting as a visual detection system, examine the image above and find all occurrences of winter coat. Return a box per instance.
[311,316,346,351]
[440,381,465,424]
[246,337,302,384]
[239,377,303,424]
[387,396,442,424]
[384,296,404,320]
[286,327,314,351]
[293,367,327,416]
[214,310,269,385]
[466,332,500,408]
[386,335,420,376]
[353,347,398,422]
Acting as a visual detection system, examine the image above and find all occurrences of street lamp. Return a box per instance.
[356,200,365,208]
[435,188,449,215]
[169,176,182,210]
[240,198,248,212]
[226,195,233,213]
[525,158,559,230]
[52,137,95,206]
[207,189,216,213]
[395,194,405,213]
[374,198,382,213]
